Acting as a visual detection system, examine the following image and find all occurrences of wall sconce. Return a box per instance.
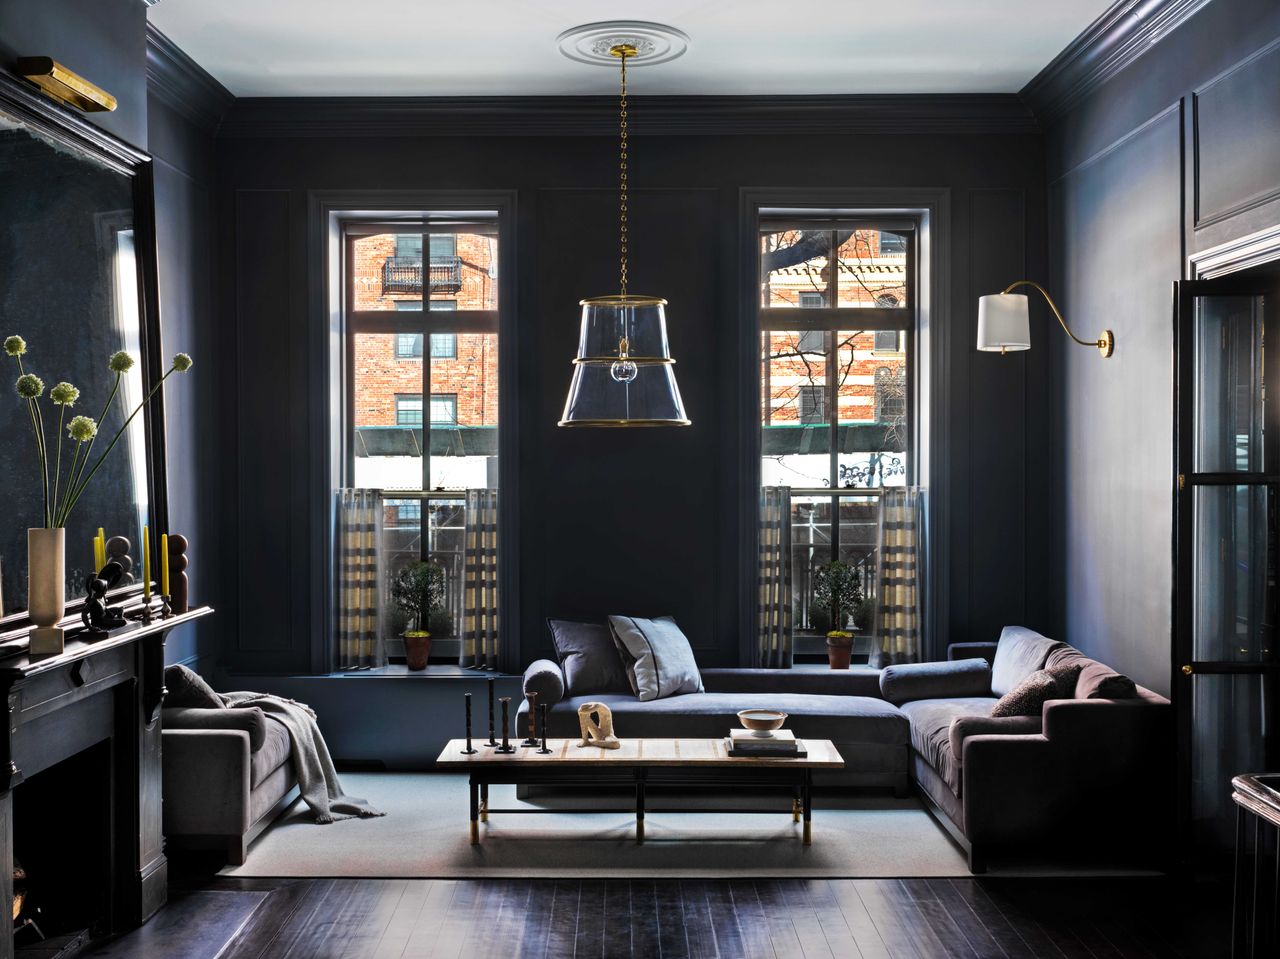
[977,280,1114,358]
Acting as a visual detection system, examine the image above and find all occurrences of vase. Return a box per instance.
[28,527,66,655]
[404,632,432,671]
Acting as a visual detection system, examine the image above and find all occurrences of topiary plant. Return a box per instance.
[812,560,864,634]
[390,560,445,636]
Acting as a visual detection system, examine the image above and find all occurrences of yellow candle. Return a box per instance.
[160,534,170,597]
[93,535,99,572]
[142,525,150,600]
[97,528,105,570]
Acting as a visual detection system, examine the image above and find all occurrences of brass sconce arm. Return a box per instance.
[1003,280,1115,357]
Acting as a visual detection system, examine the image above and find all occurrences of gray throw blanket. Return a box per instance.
[221,691,384,824]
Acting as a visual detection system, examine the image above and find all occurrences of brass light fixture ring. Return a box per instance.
[571,356,676,365]
[579,294,668,307]
[558,418,693,428]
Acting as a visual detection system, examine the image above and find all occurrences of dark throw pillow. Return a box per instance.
[164,664,224,709]
[607,615,704,702]
[548,619,632,697]
[990,662,1083,717]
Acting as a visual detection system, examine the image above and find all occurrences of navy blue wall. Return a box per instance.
[1041,0,1280,695]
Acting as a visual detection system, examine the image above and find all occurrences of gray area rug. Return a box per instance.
[220,772,970,878]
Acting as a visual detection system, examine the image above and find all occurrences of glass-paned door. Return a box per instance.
[1176,276,1280,870]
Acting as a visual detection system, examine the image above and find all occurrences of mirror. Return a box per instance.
[0,95,161,618]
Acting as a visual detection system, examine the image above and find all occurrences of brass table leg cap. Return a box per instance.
[469,821,479,844]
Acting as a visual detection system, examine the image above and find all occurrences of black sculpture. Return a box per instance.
[82,561,127,637]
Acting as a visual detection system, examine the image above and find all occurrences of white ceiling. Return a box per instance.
[147,0,1114,98]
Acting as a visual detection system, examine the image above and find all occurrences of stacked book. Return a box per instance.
[725,728,805,757]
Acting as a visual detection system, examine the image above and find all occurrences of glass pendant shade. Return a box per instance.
[559,295,691,426]
[976,293,1031,352]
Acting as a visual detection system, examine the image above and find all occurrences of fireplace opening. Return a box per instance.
[13,740,112,950]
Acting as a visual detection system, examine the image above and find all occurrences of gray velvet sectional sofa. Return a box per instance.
[521,624,1173,872]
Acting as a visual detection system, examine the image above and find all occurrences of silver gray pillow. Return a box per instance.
[607,615,704,701]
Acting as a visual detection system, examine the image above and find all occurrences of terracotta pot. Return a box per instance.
[27,528,66,655]
[826,643,853,670]
[404,632,432,671]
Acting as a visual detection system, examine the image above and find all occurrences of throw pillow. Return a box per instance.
[164,664,224,709]
[990,662,1082,717]
[607,615,704,702]
[548,619,632,696]
[1045,646,1138,699]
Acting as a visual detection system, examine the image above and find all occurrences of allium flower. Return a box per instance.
[108,351,135,374]
[4,335,26,357]
[15,373,44,399]
[172,353,193,373]
[67,415,98,442]
[50,381,79,406]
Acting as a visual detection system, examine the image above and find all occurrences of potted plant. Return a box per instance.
[813,560,864,670]
[390,560,445,670]
[5,336,191,654]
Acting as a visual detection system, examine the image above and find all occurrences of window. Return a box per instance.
[760,218,915,636]
[798,385,826,424]
[429,334,456,359]
[874,330,899,353]
[395,394,423,426]
[386,498,421,525]
[396,333,423,358]
[430,393,458,426]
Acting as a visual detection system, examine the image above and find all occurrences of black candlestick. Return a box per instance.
[486,675,497,746]
[537,702,552,754]
[494,696,515,754]
[521,691,540,747]
[461,693,477,755]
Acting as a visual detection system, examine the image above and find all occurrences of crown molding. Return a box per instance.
[216,93,1038,139]
[145,24,233,134]
[1021,0,1213,120]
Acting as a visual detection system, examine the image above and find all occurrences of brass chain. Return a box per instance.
[618,49,629,297]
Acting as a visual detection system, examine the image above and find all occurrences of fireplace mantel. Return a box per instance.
[0,606,212,958]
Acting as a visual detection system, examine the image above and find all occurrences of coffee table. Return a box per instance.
[435,737,844,846]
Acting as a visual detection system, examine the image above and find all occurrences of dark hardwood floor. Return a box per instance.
[98,875,1229,959]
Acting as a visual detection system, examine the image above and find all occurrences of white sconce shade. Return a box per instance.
[976,293,1031,353]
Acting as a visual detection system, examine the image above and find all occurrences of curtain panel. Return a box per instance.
[460,488,500,669]
[757,486,793,668]
[871,486,923,668]
[336,489,384,670]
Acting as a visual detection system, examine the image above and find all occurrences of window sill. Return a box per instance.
[330,664,512,679]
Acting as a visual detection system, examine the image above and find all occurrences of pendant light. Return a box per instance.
[557,27,691,427]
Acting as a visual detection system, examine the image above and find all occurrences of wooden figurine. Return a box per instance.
[104,535,135,585]
[576,702,621,749]
[167,533,189,614]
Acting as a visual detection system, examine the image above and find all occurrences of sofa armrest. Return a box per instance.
[1042,697,1173,761]
[949,714,1041,760]
[948,642,998,665]
[701,667,882,698]
[163,706,267,752]
[879,658,992,705]
[523,659,565,707]
[161,728,251,836]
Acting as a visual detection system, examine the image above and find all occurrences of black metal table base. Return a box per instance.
[466,769,814,846]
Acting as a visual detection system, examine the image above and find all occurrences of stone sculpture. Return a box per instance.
[576,701,621,749]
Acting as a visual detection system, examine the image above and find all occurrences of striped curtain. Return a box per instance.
[460,488,500,669]
[870,486,923,668]
[336,489,384,670]
[757,486,793,668]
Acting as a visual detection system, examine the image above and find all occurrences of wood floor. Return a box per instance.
[134,876,1228,959]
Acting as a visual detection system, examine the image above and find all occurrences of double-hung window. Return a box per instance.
[344,218,500,642]
[759,218,915,636]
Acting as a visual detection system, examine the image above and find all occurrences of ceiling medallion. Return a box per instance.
[556,21,690,67]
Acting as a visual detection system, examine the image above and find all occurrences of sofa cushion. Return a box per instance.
[701,667,882,698]
[879,658,991,705]
[991,663,1082,717]
[164,664,224,709]
[899,697,997,794]
[990,627,1066,696]
[549,619,631,696]
[1045,646,1138,700]
[163,706,268,752]
[553,692,908,746]
[250,716,292,789]
[608,616,704,701]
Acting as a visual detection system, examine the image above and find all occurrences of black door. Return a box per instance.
[1175,275,1280,868]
